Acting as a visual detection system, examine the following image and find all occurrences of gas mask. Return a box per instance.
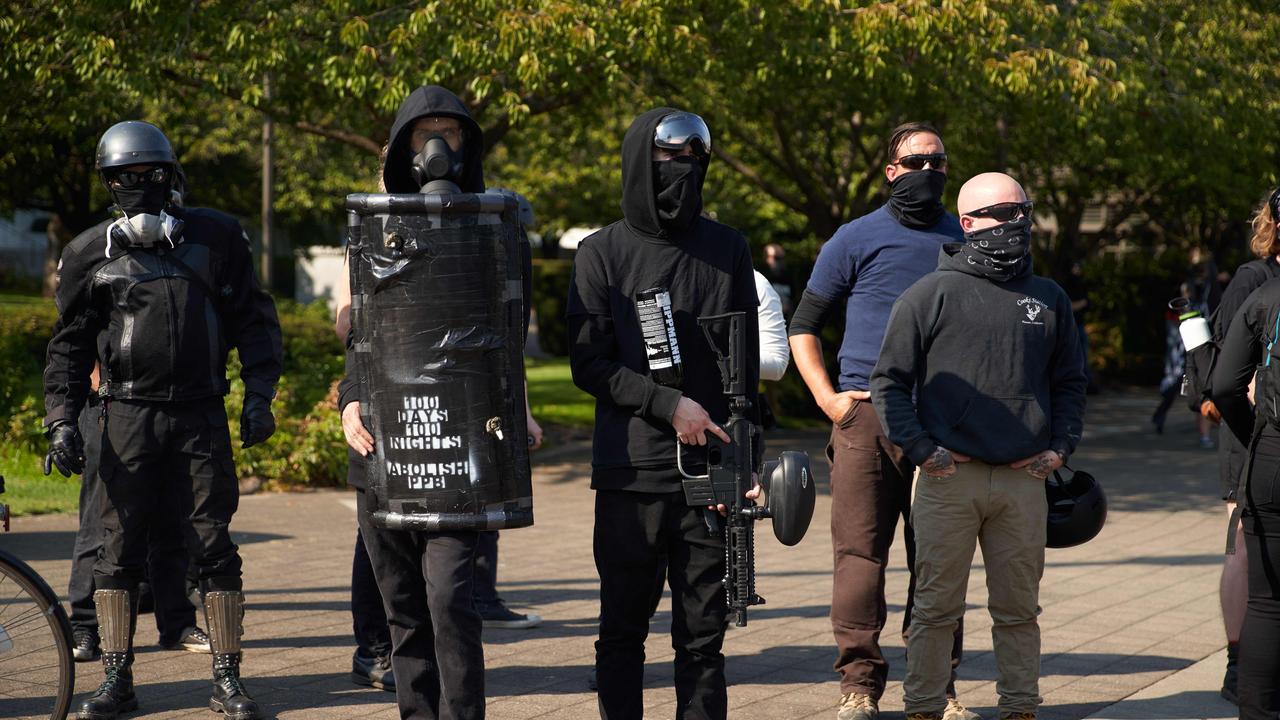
[411,136,465,195]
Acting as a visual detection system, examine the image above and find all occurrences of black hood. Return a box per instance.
[620,107,711,239]
[384,85,485,194]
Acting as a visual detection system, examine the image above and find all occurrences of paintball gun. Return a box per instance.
[677,311,815,626]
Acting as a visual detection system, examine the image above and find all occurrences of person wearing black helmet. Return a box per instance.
[871,172,1086,720]
[1210,186,1280,720]
[567,108,760,719]
[43,120,282,720]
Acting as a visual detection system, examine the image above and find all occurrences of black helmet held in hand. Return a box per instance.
[1045,466,1107,549]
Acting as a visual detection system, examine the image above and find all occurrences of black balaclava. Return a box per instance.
[653,156,705,232]
[886,169,947,229]
[112,181,169,216]
[958,215,1033,281]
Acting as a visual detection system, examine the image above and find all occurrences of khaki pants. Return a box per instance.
[905,461,1046,716]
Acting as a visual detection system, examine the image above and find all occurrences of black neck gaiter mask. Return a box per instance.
[886,170,947,229]
[959,216,1033,281]
[654,158,704,233]
[112,181,169,216]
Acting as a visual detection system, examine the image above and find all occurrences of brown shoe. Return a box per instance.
[837,692,879,720]
[944,698,982,720]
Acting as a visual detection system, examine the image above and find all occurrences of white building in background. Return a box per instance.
[294,246,346,310]
[0,209,52,279]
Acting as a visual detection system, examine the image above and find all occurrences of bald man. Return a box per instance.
[870,173,1086,719]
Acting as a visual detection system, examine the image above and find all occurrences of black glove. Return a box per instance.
[44,420,85,477]
[240,392,276,449]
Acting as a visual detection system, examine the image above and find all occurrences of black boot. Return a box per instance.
[204,590,261,720]
[1221,641,1239,705]
[78,588,138,719]
[77,652,137,719]
[209,653,261,720]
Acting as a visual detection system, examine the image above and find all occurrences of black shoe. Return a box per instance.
[587,667,597,691]
[72,627,101,663]
[210,655,261,720]
[478,603,543,629]
[351,651,395,692]
[1221,641,1239,705]
[160,625,212,653]
[77,654,137,720]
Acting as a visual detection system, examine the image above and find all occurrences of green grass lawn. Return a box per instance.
[0,446,79,517]
[525,356,594,427]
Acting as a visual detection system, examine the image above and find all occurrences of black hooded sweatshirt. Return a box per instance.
[383,84,485,194]
[567,107,759,492]
[338,85,531,490]
[870,242,1086,467]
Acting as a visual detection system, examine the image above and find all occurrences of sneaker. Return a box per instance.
[71,626,100,662]
[478,603,543,629]
[160,625,212,653]
[351,651,396,692]
[837,692,879,720]
[944,698,982,720]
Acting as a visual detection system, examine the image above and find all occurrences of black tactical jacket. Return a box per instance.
[43,207,282,427]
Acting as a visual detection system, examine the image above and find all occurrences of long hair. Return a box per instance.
[1249,187,1280,259]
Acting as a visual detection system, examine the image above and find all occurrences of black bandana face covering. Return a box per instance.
[887,169,946,229]
[654,157,705,232]
[960,215,1032,281]
[112,181,169,216]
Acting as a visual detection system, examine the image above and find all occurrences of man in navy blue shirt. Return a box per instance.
[788,122,973,720]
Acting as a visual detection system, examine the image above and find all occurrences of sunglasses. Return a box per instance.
[967,201,1034,222]
[892,153,948,171]
[110,167,170,189]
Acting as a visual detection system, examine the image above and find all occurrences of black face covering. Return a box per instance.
[653,157,704,232]
[959,215,1033,281]
[112,181,169,216]
[886,170,947,229]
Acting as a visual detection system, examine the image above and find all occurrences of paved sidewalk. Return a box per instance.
[2,389,1241,719]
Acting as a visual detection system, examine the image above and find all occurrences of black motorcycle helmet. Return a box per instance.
[1045,466,1107,549]
[95,120,185,203]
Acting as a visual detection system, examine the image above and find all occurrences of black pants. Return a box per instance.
[473,531,500,610]
[357,490,484,720]
[68,402,198,643]
[94,398,242,593]
[1238,429,1280,718]
[352,530,392,658]
[1240,530,1280,718]
[594,489,727,720]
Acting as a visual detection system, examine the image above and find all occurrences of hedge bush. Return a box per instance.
[531,258,572,356]
[0,297,347,489]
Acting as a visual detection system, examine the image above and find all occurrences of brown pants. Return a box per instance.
[828,399,962,699]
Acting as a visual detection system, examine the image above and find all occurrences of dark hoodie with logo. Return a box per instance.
[338,85,532,490]
[567,107,760,492]
[869,241,1086,467]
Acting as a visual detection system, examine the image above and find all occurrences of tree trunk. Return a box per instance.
[43,213,74,297]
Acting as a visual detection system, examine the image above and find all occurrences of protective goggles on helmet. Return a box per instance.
[967,200,1034,222]
[108,166,171,189]
[892,152,948,171]
[654,112,712,156]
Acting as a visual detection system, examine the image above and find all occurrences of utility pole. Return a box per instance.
[260,74,275,289]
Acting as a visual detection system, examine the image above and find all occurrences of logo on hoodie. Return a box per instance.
[1018,297,1047,325]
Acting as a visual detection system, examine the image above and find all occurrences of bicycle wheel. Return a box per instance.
[0,547,74,720]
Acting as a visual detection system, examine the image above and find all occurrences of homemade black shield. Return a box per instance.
[347,192,532,531]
